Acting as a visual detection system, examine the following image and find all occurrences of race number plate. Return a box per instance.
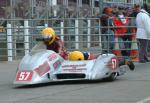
[16,71,33,81]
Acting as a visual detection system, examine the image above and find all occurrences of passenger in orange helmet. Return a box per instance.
[68,51,135,71]
[68,51,97,61]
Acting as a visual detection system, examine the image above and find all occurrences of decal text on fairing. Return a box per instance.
[48,53,57,61]
[62,64,87,71]
[53,60,61,70]
[62,64,86,68]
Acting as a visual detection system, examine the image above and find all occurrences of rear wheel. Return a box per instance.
[106,72,118,81]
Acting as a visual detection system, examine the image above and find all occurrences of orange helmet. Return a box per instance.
[68,51,84,61]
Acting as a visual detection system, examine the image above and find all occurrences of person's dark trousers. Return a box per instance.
[137,39,149,62]
[148,40,150,56]
[121,35,132,57]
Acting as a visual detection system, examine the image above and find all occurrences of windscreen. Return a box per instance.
[31,42,47,54]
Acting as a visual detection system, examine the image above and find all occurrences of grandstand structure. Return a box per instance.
[0,0,146,20]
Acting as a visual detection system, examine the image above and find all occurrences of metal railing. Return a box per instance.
[0,18,102,61]
[0,17,141,61]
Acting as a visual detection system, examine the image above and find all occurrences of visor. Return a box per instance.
[36,37,52,42]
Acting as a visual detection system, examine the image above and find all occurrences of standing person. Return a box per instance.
[130,4,141,18]
[113,10,129,57]
[100,7,115,53]
[128,4,141,37]
[127,5,141,61]
[136,6,150,63]
[124,8,134,56]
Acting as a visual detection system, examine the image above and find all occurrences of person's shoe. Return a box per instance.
[126,60,135,71]
[144,56,150,62]
[139,60,146,63]
[146,59,150,62]
[145,58,150,62]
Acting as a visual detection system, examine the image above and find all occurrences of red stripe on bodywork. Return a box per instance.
[34,61,50,76]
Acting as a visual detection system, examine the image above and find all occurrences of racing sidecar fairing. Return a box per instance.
[13,49,126,85]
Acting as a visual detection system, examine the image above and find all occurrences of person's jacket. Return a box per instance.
[136,9,150,40]
[31,36,68,59]
[113,15,129,37]
[100,14,114,34]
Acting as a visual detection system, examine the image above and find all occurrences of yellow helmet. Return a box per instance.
[41,27,56,45]
[68,51,84,61]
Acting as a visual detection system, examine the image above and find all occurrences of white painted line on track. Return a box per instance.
[136,97,150,103]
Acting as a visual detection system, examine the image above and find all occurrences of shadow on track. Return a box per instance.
[13,79,121,89]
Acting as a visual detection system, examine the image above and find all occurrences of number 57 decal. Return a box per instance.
[16,71,33,81]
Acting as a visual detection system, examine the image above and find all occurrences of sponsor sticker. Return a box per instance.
[48,53,57,61]
[35,61,50,76]
[53,60,61,70]
[106,57,118,70]
[62,64,87,72]
[111,58,118,69]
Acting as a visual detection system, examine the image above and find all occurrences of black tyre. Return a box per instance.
[106,72,117,81]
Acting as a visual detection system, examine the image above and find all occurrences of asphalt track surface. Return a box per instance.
[0,61,150,103]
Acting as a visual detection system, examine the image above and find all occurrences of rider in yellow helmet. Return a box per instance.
[33,27,68,59]
[41,27,56,45]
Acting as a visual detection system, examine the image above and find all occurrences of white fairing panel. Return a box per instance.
[14,49,64,84]
[53,53,119,80]
[90,54,117,80]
